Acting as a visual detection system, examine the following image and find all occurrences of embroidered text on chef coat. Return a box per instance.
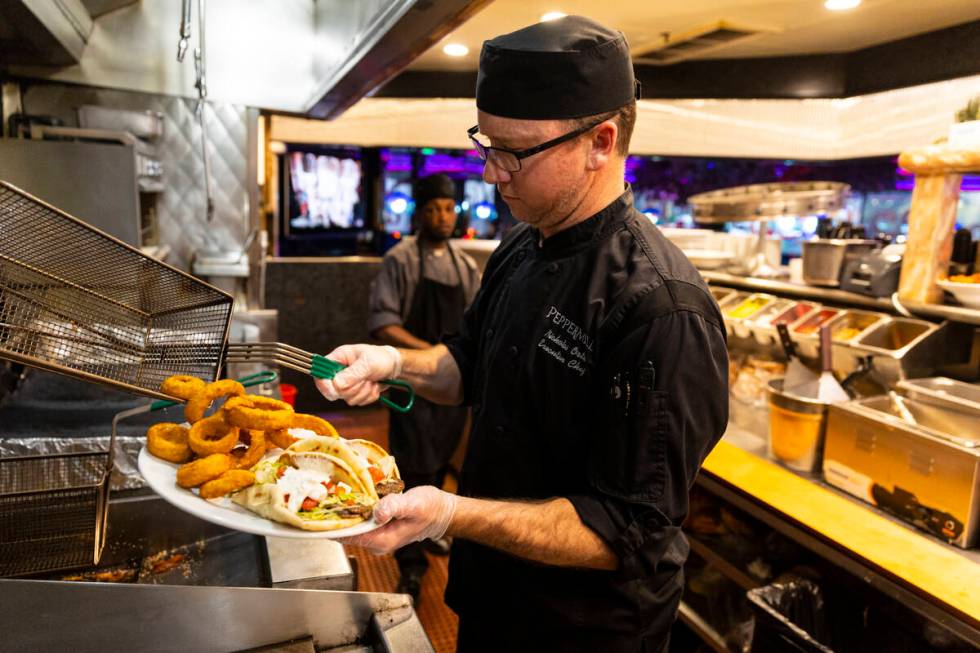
[538,305,593,377]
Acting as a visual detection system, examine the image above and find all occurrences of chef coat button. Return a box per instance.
[487,328,494,338]
[495,425,504,435]
[507,345,518,356]
[548,263,559,273]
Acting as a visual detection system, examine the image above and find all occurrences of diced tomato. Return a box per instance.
[277,466,286,478]
[301,497,318,511]
[368,466,384,483]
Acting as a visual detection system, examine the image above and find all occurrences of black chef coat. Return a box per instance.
[443,188,729,651]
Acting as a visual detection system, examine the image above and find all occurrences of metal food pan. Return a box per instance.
[851,318,946,385]
[748,300,818,346]
[825,309,887,343]
[896,377,980,416]
[719,291,750,337]
[792,308,844,358]
[726,293,778,339]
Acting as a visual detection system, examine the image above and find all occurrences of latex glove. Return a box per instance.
[340,486,457,554]
[315,344,402,406]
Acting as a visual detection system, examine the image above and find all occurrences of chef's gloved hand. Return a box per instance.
[315,344,402,406]
[340,486,457,554]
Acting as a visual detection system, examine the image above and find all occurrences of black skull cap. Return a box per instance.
[476,15,639,120]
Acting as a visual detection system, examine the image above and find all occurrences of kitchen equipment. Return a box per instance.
[750,300,819,346]
[889,390,917,425]
[801,239,878,287]
[0,371,277,579]
[767,379,831,473]
[690,181,850,278]
[743,298,793,344]
[0,182,414,412]
[0,447,112,577]
[794,326,849,404]
[823,395,980,547]
[724,293,776,338]
[852,317,947,385]
[0,579,433,652]
[792,308,841,358]
[896,377,980,415]
[839,248,903,297]
[824,310,885,343]
[777,323,818,393]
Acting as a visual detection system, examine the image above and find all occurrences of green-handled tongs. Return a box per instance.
[225,343,415,414]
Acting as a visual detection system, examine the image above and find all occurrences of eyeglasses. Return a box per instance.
[467,118,605,173]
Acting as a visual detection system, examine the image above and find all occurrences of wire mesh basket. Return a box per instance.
[0,181,234,401]
[0,448,112,577]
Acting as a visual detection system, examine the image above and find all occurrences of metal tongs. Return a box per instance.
[225,343,416,414]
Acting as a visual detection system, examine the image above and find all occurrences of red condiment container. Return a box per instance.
[279,383,297,407]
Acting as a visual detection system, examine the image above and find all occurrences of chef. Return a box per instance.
[318,15,728,652]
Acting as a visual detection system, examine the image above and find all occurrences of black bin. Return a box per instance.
[747,580,834,653]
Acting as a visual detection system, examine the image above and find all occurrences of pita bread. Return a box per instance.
[286,436,380,500]
[232,451,374,531]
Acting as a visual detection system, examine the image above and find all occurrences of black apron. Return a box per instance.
[388,241,469,475]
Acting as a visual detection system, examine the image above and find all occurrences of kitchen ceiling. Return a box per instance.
[410,0,980,70]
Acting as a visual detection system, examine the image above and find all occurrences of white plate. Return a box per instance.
[137,447,381,539]
[937,278,980,309]
[683,249,734,269]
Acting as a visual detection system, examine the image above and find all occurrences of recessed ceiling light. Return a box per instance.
[541,11,567,22]
[443,43,469,57]
[825,0,861,10]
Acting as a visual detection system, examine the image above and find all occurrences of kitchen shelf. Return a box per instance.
[699,439,980,648]
[677,600,731,653]
[702,271,980,326]
[688,536,763,592]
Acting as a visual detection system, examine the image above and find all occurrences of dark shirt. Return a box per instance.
[367,238,481,334]
[443,188,729,650]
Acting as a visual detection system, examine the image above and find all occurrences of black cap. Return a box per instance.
[476,15,638,120]
[413,174,455,212]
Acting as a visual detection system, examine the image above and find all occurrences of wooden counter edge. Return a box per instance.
[700,440,980,622]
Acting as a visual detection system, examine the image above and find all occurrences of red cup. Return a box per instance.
[279,383,297,407]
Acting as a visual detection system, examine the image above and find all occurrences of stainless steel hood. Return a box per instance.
[0,0,94,65]
[3,0,489,119]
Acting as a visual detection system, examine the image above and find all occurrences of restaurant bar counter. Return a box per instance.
[672,272,980,653]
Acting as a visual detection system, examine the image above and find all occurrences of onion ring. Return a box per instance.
[188,414,240,456]
[199,469,256,499]
[223,395,294,431]
[146,423,192,463]
[176,453,232,488]
[184,379,245,423]
[232,430,266,470]
[160,375,206,401]
[268,413,338,449]
[266,429,297,450]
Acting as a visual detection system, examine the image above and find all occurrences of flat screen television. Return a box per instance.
[281,144,365,235]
